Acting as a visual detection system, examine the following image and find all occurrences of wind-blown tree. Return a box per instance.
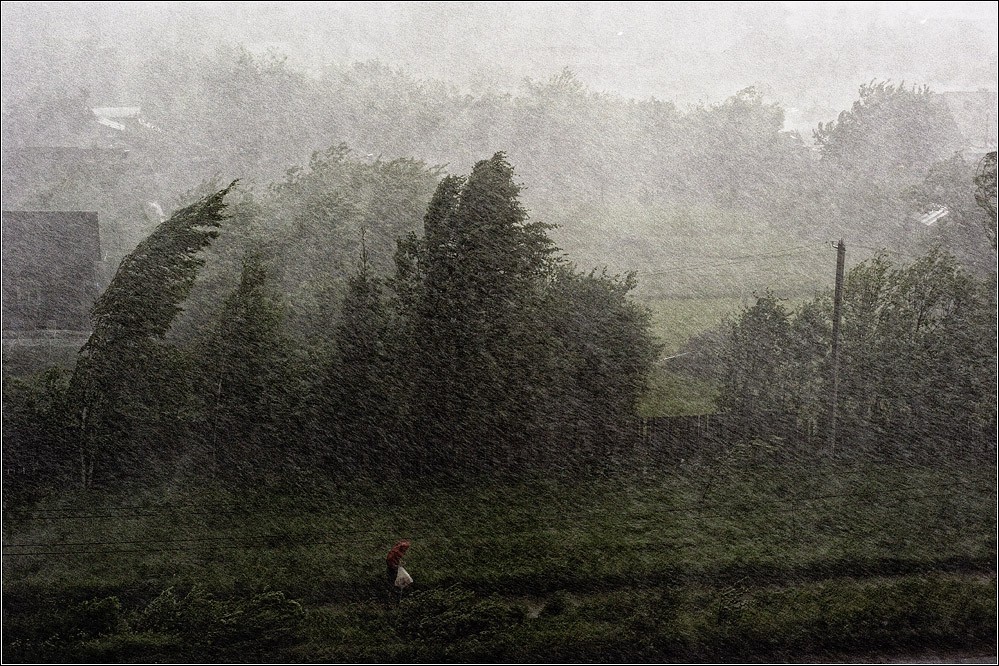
[974,151,997,251]
[387,153,657,477]
[404,154,558,475]
[254,145,440,344]
[321,244,398,478]
[69,182,235,487]
[195,247,292,481]
[717,249,996,458]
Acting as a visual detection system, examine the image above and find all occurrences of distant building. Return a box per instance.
[917,207,950,226]
[1,99,133,213]
[2,210,101,332]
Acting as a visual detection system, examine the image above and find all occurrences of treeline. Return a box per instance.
[3,153,659,491]
[4,44,993,292]
[694,247,997,457]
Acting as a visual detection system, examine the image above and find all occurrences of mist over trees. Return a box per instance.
[2,3,995,491]
[4,154,659,489]
[3,31,994,292]
[2,7,996,663]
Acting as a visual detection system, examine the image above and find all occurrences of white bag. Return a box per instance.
[395,567,413,589]
[394,565,413,589]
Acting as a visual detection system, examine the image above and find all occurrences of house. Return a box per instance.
[1,210,102,333]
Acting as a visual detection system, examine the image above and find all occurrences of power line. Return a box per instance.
[635,245,831,278]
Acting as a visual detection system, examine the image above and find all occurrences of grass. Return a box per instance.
[640,296,744,355]
[635,293,815,416]
[638,371,719,416]
[3,457,996,661]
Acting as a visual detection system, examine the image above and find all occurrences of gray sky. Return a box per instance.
[3,2,996,133]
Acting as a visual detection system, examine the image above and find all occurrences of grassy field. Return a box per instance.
[640,296,744,355]
[635,294,817,417]
[4,458,995,662]
[634,296,741,417]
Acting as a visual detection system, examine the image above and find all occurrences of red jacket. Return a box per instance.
[386,540,410,568]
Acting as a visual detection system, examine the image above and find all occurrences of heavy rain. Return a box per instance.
[2,2,997,663]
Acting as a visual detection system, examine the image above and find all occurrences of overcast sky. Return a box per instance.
[2,1,996,133]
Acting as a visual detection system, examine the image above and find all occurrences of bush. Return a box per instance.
[73,596,125,639]
[220,590,306,646]
[396,585,526,645]
[133,586,304,654]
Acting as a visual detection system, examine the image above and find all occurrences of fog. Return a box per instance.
[4,2,996,133]
[2,4,997,663]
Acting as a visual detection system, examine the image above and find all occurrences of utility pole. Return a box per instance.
[828,239,846,452]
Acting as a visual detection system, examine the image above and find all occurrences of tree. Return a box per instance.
[389,153,660,477]
[814,82,962,175]
[717,250,997,458]
[716,292,801,437]
[69,182,235,487]
[321,241,397,478]
[402,154,559,475]
[905,153,995,273]
[974,151,997,250]
[197,247,291,481]
[810,81,964,250]
[2,367,75,494]
[544,267,660,467]
[837,249,996,454]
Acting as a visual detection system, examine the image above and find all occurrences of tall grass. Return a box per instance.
[4,459,995,661]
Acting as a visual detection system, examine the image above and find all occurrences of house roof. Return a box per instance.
[917,207,950,226]
[92,107,161,133]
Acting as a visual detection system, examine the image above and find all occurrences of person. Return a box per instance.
[386,539,411,591]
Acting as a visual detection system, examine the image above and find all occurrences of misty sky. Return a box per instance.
[3,1,996,135]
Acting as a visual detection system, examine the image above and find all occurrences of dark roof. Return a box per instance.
[2,210,101,332]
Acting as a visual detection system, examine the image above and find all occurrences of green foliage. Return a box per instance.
[638,371,720,417]
[539,590,573,617]
[4,586,305,663]
[974,151,997,250]
[3,464,995,662]
[258,145,442,342]
[717,292,799,424]
[67,183,236,487]
[88,182,236,343]
[385,153,657,476]
[804,82,965,250]
[409,155,557,472]
[717,248,997,454]
[814,81,961,174]
[131,586,305,655]
[544,267,661,461]
[905,153,995,272]
[321,252,397,477]
[396,586,526,650]
[74,596,126,639]
[194,247,296,480]
[2,366,75,493]
[837,249,996,452]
